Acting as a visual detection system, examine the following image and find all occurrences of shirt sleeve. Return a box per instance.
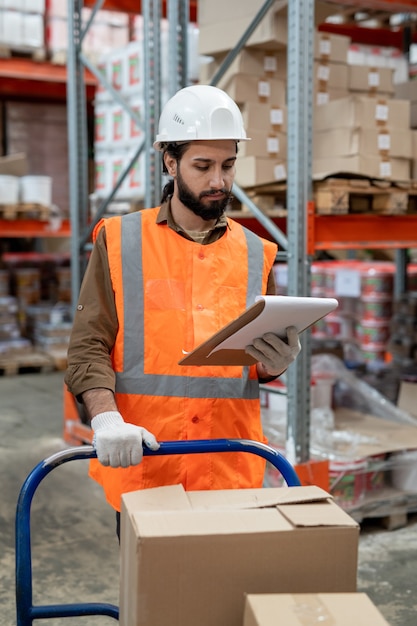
[64,227,117,399]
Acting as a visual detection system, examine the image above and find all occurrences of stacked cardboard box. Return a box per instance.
[313,96,412,180]
[120,483,359,626]
[198,0,349,188]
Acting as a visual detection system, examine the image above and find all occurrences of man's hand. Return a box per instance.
[91,411,160,468]
[246,326,301,378]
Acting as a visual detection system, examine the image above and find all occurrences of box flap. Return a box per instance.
[278,501,359,528]
[188,486,331,510]
[122,484,191,513]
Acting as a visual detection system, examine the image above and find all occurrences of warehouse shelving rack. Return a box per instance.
[64,0,417,463]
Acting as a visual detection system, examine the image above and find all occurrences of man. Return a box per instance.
[65,85,301,517]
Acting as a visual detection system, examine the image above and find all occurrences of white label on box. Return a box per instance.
[335,269,361,297]
[317,64,330,82]
[319,38,331,56]
[378,133,391,151]
[316,91,329,106]
[380,160,392,178]
[375,103,388,122]
[264,55,277,73]
[274,164,286,180]
[270,107,283,126]
[267,137,279,154]
[258,80,271,99]
[368,70,380,87]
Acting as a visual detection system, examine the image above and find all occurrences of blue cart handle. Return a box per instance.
[16,439,300,625]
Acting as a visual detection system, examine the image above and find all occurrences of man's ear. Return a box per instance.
[164,153,177,177]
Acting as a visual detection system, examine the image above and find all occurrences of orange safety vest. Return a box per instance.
[89,208,277,511]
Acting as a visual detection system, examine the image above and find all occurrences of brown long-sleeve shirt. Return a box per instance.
[64,202,277,399]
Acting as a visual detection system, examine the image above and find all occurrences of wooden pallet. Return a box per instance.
[0,44,46,62]
[41,348,68,371]
[343,487,417,530]
[0,203,52,220]
[0,351,54,376]
[314,177,417,216]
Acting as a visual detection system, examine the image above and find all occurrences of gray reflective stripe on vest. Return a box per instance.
[115,212,263,399]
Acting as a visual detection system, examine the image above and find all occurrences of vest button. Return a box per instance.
[191,416,200,423]
[196,304,204,311]
[198,251,205,259]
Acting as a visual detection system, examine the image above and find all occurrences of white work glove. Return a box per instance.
[91,411,160,468]
[245,326,301,377]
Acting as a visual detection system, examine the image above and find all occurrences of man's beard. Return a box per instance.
[176,168,232,221]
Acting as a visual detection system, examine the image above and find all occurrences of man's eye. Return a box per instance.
[223,165,234,171]
[195,166,209,171]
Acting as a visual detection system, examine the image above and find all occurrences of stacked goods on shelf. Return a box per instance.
[275,259,417,367]
[47,1,130,64]
[389,292,417,370]
[0,295,33,361]
[201,48,288,187]
[5,103,68,217]
[0,261,72,372]
[92,17,200,209]
[0,0,45,58]
[313,91,413,182]
[199,0,348,190]
[311,259,394,365]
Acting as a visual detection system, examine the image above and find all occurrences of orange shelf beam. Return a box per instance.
[0,219,71,238]
[0,58,97,101]
[310,214,417,250]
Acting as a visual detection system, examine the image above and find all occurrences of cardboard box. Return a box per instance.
[198,11,287,56]
[223,73,286,107]
[240,101,287,133]
[313,154,411,181]
[235,155,287,187]
[314,61,349,91]
[314,128,413,160]
[0,153,28,176]
[201,49,285,87]
[243,593,390,626]
[348,65,394,96]
[314,96,411,132]
[315,32,351,64]
[315,88,350,106]
[120,484,359,626]
[239,129,287,159]
[394,81,417,128]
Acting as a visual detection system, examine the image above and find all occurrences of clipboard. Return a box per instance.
[178,295,338,366]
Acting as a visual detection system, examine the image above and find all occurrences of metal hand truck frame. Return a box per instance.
[16,438,301,625]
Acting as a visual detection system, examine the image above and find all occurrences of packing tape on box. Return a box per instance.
[292,595,336,625]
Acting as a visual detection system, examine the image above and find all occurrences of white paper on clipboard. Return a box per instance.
[208,295,338,355]
[178,295,338,366]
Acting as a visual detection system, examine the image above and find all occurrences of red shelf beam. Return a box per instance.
[83,0,197,21]
[309,213,417,251]
[0,59,97,101]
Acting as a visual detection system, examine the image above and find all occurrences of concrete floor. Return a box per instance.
[1,371,416,626]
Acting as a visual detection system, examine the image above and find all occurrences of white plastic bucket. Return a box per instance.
[0,175,19,204]
[20,176,52,206]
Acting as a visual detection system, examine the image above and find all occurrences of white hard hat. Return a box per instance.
[153,84,250,151]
